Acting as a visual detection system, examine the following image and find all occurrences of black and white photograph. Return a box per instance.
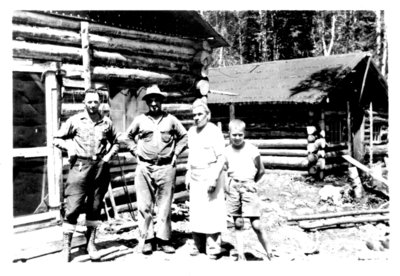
[3,3,398,273]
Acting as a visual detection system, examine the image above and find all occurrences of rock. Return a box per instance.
[366,239,384,251]
[318,185,343,205]
[294,198,306,207]
[284,202,297,210]
[380,238,389,249]
[294,207,314,216]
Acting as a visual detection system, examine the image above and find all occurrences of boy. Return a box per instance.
[224,119,271,261]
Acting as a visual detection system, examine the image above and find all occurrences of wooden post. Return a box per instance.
[229,103,235,121]
[80,21,91,90]
[369,103,374,166]
[346,101,352,157]
[317,108,326,179]
[44,67,62,212]
[348,167,363,199]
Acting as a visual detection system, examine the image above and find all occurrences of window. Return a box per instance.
[13,72,48,217]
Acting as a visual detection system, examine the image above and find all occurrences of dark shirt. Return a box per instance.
[53,110,119,159]
[126,112,187,160]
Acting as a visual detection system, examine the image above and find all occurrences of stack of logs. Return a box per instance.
[306,126,327,179]
[287,208,389,232]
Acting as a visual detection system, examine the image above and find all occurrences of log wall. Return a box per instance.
[12,10,212,91]
[12,10,214,218]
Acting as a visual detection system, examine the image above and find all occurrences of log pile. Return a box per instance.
[306,126,327,179]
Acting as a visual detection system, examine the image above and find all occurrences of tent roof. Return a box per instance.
[208,52,388,105]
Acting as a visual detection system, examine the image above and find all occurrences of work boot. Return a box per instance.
[158,239,175,254]
[61,232,73,262]
[86,226,102,261]
[141,239,154,255]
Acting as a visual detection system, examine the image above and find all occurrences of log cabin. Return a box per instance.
[12,10,228,234]
[206,53,388,179]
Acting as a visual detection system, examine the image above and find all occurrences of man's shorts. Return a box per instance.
[226,178,262,217]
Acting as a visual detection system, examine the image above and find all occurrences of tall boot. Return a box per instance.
[86,226,102,261]
[61,232,73,262]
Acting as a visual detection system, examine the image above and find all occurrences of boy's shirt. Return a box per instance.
[224,141,260,182]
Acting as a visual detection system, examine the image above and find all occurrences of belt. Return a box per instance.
[77,155,102,161]
[231,178,253,184]
[138,156,172,166]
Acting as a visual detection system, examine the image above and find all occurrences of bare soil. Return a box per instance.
[28,170,390,263]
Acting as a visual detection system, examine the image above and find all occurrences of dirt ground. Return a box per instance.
[27,170,390,263]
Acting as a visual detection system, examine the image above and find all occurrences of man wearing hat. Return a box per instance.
[53,88,120,261]
[126,84,188,254]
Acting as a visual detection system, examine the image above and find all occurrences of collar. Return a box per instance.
[80,110,104,124]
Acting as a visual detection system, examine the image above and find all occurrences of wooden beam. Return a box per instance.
[80,21,91,90]
[298,214,388,231]
[369,103,374,167]
[61,63,172,81]
[346,101,352,157]
[287,209,389,222]
[44,68,62,210]
[248,139,308,149]
[342,155,388,185]
[261,156,308,169]
[229,103,235,121]
[13,147,49,158]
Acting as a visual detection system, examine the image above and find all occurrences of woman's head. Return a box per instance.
[192,98,211,129]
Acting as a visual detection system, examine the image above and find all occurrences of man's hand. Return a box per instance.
[171,154,177,167]
[208,183,216,194]
[102,155,110,163]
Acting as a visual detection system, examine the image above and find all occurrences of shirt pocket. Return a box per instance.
[160,130,173,143]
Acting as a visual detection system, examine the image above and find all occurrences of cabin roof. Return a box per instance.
[41,10,229,48]
[207,52,388,106]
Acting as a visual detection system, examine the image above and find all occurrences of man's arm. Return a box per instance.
[53,118,75,152]
[254,154,265,183]
[103,122,120,162]
[172,116,188,158]
[125,117,140,157]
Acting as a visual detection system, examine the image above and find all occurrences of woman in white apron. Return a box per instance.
[186,99,227,258]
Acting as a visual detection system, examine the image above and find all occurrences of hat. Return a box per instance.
[142,85,167,101]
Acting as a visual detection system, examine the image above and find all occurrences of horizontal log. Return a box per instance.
[298,214,389,231]
[93,50,192,74]
[325,143,348,152]
[89,32,195,61]
[261,156,308,169]
[162,103,193,113]
[324,163,348,171]
[248,139,308,149]
[325,150,348,158]
[259,149,307,157]
[13,23,197,62]
[287,209,389,222]
[245,130,307,139]
[12,11,204,50]
[13,40,81,62]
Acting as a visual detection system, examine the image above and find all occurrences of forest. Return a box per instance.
[200,10,388,79]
